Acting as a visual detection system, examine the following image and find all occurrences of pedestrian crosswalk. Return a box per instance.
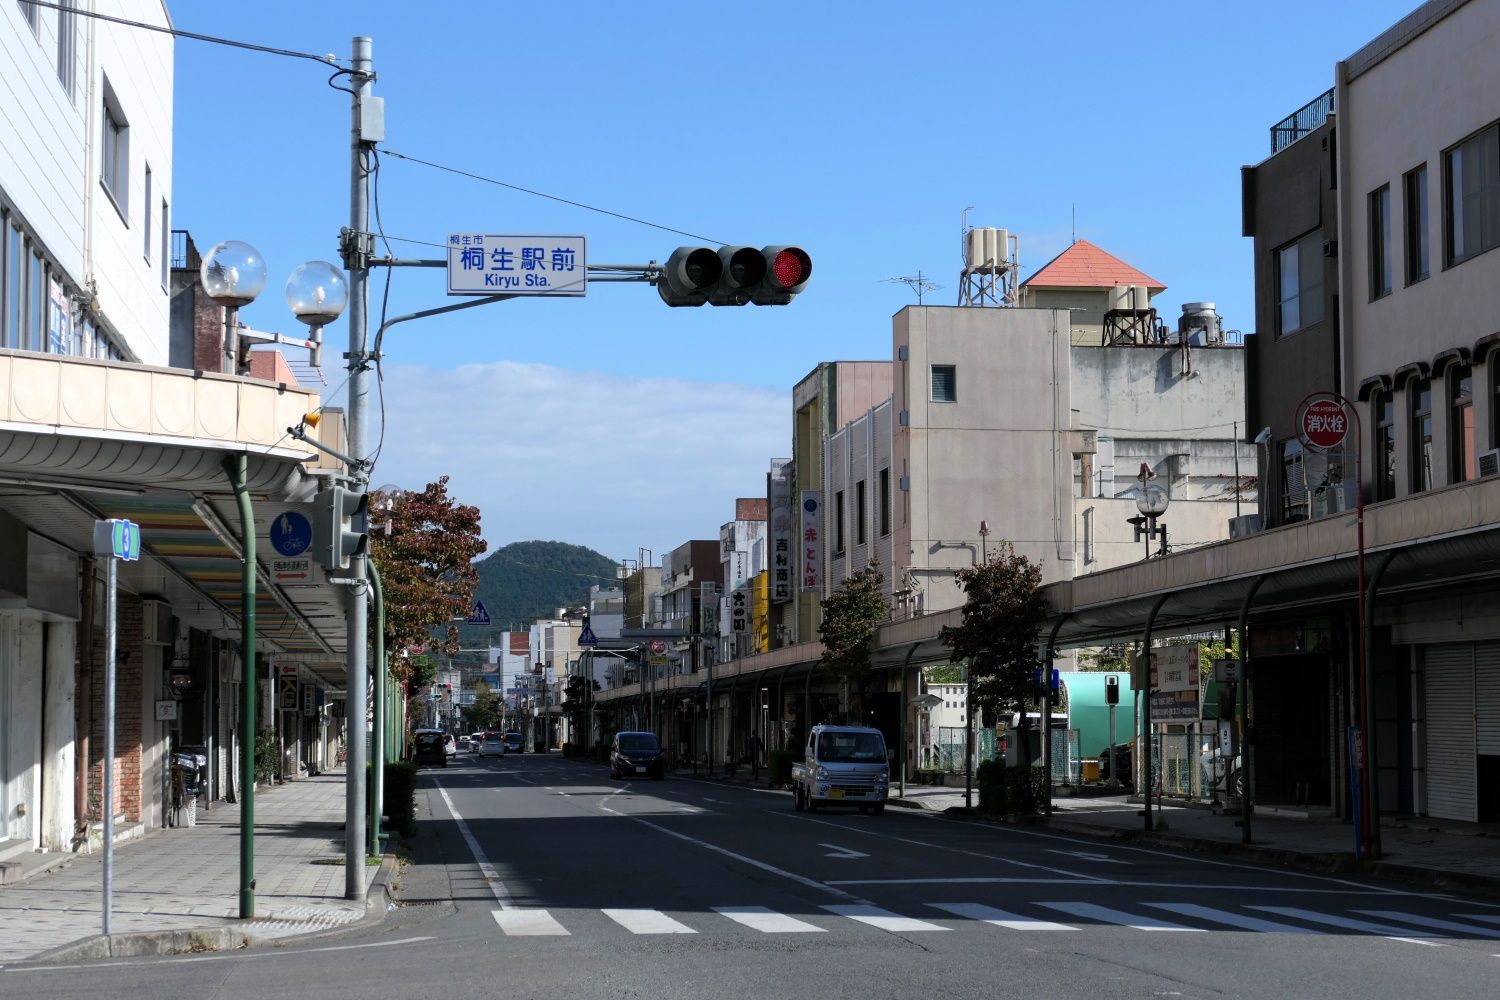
[487,900,1500,944]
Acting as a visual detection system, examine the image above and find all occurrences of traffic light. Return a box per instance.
[657,245,812,307]
[311,485,369,571]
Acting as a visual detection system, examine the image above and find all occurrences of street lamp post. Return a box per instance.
[200,237,344,919]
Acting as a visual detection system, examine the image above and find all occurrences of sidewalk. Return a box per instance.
[883,782,1500,896]
[0,770,381,965]
[679,766,1500,897]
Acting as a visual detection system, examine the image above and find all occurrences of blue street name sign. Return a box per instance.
[92,519,141,561]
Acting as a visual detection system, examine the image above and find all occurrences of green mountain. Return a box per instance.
[470,540,619,635]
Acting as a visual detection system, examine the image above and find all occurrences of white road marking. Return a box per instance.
[1359,911,1500,938]
[714,906,826,934]
[433,778,516,909]
[775,812,1112,883]
[822,904,949,933]
[628,816,861,901]
[827,876,1098,886]
[1041,902,1203,932]
[1146,902,1315,934]
[3,937,437,973]
[927,902,1075,930]
[1251,906,1447,946]
[602,909,697,935]
[819,843,870,859]
[492,909,571,937]
[1047,849,1129,865]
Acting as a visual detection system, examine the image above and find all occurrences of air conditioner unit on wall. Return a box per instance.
[1480,448,1500,478]
[142,599,171,645]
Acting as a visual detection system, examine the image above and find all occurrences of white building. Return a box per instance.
[825,242,1253,616]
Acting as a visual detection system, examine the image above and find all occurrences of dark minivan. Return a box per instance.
[610,731,665,780]
[413,730,448,768]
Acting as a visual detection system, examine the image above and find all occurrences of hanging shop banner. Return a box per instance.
[769,458,793,603]
[799,490,821,593]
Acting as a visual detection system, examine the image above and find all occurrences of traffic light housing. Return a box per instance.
[311,485,369,571]
[657,245,811,307]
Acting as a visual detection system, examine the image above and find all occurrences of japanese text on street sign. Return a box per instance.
[769,459,793,603]
[447,234,586,296]
[1300,398,1349,450]
[800,491,821,591]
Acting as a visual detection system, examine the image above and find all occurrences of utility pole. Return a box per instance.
[342,35,376,900]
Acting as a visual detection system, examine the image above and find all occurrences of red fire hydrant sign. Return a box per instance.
[1300,398,1349,450]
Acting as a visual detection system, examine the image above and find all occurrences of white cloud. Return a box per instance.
[366,361,789,560]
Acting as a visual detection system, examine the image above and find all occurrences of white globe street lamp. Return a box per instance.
[285,261,349,368]
[201,240,269,375]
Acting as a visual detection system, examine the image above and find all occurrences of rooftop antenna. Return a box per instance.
[1072,203,1076,244]
[883,271,942,305]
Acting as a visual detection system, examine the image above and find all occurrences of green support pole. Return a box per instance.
[368,562,386,855]
[224,455,256,920]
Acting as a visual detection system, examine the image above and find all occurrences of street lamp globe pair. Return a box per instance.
[200,240,348,373]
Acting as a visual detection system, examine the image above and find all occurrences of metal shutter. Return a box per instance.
[1477,644,1500,756]
[1424,644,1476,822]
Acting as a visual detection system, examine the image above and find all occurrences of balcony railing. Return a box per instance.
[1270,88,1335,154]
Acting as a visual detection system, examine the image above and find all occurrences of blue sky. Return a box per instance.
[171,1,1416,562]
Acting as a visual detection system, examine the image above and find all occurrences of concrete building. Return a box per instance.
[826,292,1252,617]
[780,362,891,645]
[717,498,767,661]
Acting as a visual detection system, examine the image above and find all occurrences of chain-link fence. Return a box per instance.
[934,726,998,771]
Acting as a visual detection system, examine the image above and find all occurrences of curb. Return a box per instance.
[24,852,397,966]
[1040,818,1500,901]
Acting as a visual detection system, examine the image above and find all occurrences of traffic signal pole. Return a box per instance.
[343,35,373,899]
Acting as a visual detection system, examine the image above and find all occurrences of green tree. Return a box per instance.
[467,679,501,732]
[370,476,487,694]
[924,663,963,685]
[941,543,1050,762]
[818,562,888,680]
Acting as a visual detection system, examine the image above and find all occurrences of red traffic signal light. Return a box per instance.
[658,245,811,307]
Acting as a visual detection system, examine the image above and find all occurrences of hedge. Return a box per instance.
[768,750,794,786]
[384,760,418,838]
[977,760,1048,816]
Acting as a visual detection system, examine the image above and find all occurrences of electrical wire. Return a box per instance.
[381,149,729,246]
[18,1,344,66]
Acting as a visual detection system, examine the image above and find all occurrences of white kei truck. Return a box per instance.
[790,724,890,815]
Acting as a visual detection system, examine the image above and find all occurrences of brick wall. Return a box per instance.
[87,591,144,823]
[192,288,224,373]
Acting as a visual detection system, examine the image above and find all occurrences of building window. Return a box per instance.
[100,79,129,218]
[1276,231,1324,335]
[855,479,867,546]
[1410,378,1434,493]
[1281,439,1308,524]
[19,0,38,32]
[1444,123,1500,267]
[1369,185,1391,299]
[3,223,20,349]
[1494,363,1500,451]
[160,200,170,290]
[56,0,76,96]
[834,490,845,554]
[1374,391,1395,502]
[1451,365,1475,483]
[1404,164,1429,284]
[930,364,956,402]
[27,251,44,352]
[879,467,890,537]
[143,166,153,260]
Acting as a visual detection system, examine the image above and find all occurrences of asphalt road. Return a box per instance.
[8,752,1500,999]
